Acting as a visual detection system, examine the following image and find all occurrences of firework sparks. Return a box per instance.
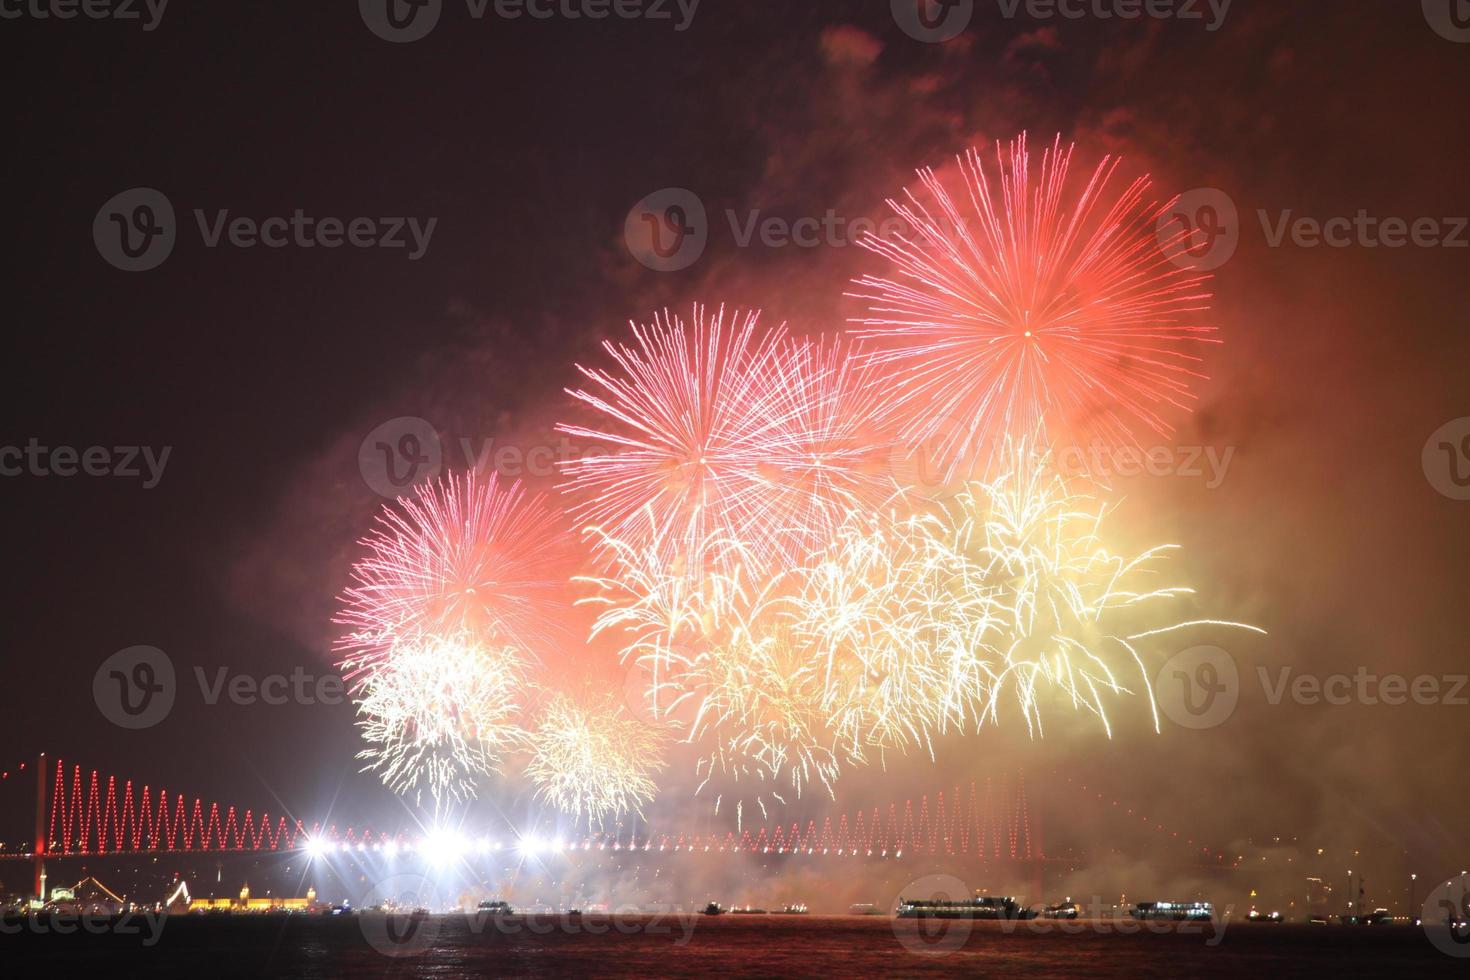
[557,305,892,574]
[556,304,793,570]
[355,632,531,806]
[791,505,990,761]
[688,611,848,823]
[849,132,1217,480]
[923,441,1261,738]
[524,691,669,827]
[334,471,570,684]
[755,335,897,562]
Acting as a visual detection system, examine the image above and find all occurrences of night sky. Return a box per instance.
[3,1,1469,900]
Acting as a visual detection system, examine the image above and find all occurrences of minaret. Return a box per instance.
[33,752,47,903]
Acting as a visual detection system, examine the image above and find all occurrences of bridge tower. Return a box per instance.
[33,752,46,901]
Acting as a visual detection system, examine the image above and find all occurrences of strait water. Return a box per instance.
[1,913,1460,977]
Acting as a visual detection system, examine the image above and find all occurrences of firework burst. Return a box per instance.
[334,471,570,684]
[556,304,796,570]
[355,632,531,806]
[754,335,897,562]
[849,132,1217,480]
[791,506,992,760]
[524,690,669,827]
[688,610,848,823]
[924,441,1263,737]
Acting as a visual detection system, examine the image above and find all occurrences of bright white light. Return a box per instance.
[422,828,467,867]
[517,835,543,858]
[304,838,325,860]
[384,841,399,857]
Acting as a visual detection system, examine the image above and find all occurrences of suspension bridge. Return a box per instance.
[0,753,1232,901]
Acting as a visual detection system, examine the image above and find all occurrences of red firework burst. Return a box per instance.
[754,335,897,559]
[334,471,571,683]
[847,132,1217,479]
[556,303,798,570]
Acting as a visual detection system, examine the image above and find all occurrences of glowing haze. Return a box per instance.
[330,135,1258,829]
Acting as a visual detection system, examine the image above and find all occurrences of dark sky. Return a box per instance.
[3,0,1468,899]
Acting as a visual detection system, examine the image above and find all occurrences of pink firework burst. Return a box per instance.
[556,303,801,571]
[848,132,1218,480]
[753,335,897,560]
[334,471,571,684]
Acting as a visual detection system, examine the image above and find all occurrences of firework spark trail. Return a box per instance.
[557,304,805,573]
[790,506,987,761]
[334,472,570,686]
[929,441,1261,738]
[557,308,895,576]
[525,691,669,827]
[581,442,1263,819]
[580,529,851,822]
[576,515,752,725]
[688,610,848,823]
[753,335,898,563]
[355,632,531,807]
[848,132,1218,480]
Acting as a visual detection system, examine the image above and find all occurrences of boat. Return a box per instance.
[1042,902,1079,919]
[778,904,809,915]
[1129,902,1213,921]
[1246,909,1283,923]
[731,906,767,915]
[896,896,1036,920]
[848,903,881,916]
[703,902,725,916]
[477,900,514,915]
